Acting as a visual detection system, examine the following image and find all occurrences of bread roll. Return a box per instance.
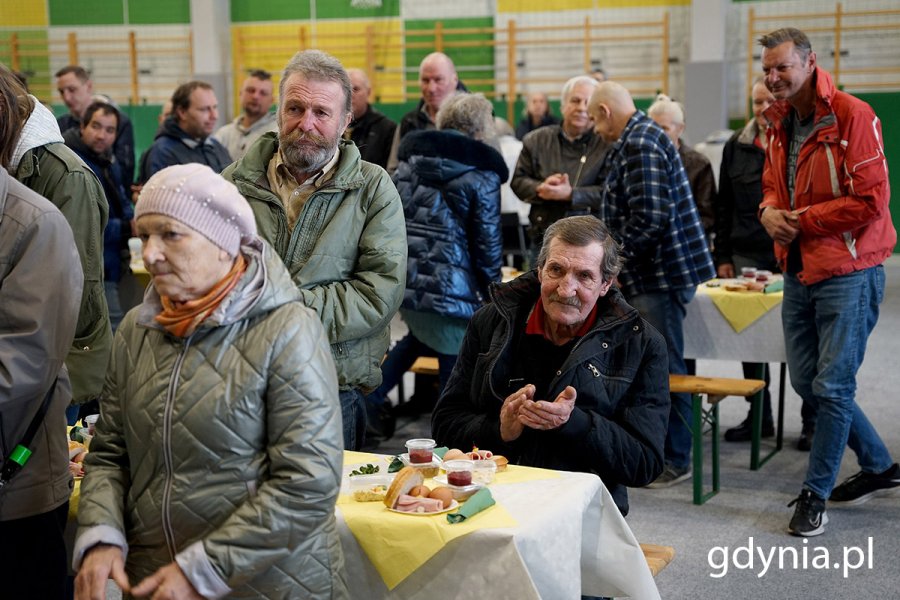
[382,466,424,509]
[492,455,509,472]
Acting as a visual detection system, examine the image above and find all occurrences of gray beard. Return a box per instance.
[279,132,337,175]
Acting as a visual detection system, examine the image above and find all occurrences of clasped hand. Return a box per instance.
[535,173,572,201]
[500,384,577,441]
[761,207,804,246]
[76,544,203,600]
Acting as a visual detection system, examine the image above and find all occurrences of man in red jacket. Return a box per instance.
[758,27,899,537]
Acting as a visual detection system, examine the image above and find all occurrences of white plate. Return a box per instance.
[387,499,459,516]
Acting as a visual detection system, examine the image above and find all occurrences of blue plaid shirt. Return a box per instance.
[580,111,714,296]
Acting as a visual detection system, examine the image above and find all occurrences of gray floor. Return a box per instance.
[373,259,900,599]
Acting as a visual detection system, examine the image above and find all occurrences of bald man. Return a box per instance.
[585,81,714,489]
[345,69,397,169]
[387,52,461,172]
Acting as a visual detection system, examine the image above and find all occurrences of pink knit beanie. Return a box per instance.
[136,164,256,257]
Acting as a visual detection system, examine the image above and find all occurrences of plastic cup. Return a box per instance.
[405,438,436,464]
[444,459,474,487]
[128,237,143,266]
[741,267,757,279]
[84,414,99,435]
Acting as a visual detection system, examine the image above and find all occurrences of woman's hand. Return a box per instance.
[75,544,131,600]
[131,563,203,600]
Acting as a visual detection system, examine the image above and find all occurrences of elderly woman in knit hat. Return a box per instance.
[72,164,347,600]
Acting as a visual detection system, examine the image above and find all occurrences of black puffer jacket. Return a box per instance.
[394,130,508,319]
[432,271,670,515]
[714,120,777,269]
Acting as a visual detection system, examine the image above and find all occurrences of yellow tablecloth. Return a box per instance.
[702,282,784,333]
[339,451,525,589]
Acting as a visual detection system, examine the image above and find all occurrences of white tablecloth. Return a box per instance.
[337,470,660,599]
[684,286,786,363]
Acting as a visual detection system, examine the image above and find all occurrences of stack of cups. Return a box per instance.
[128,237,143,271]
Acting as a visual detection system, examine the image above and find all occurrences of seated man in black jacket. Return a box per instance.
[432,216,669,515]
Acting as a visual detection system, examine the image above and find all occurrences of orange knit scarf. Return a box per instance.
[155,254,247,338]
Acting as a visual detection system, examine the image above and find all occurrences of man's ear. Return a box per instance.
[598,278,613,297]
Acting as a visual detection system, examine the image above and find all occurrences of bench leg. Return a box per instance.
[751,363,783,470]
[690,393,720,505]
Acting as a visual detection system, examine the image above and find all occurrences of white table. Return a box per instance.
[683,285,786,363]
[683,284,787,469]
[337,469,660,600]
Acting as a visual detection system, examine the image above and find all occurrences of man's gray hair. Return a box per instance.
[758,27,813,61]
[537,216,624,282]
[561,75,599,104]
[281,50,352,116]
[436,93,495,140]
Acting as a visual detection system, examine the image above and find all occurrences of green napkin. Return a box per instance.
[433,446,450,460]
[447,487,495,524]
[764,279,784,294]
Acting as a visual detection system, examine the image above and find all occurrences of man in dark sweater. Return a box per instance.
[346,69,397,170]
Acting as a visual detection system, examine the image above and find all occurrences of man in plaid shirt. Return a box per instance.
[584,81,715,488]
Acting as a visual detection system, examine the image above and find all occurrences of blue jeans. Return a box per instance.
[629,287,696,469]
[104,280,124,333]
[366,333,457,407]
[783,268,894,499]
[340,388,367,451]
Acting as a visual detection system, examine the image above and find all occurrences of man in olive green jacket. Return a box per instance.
[1,66,112,410]
[223,50,406,450]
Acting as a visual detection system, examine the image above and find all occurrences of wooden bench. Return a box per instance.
[641,543,675,577]
[669,374,766,505]
[393,357,441,406]
[410,356,439,376]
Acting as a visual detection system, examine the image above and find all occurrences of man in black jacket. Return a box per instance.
[386,52,460,172]
[63,101,134,332]
[432,216,669,515]
[511,75,609,265]
[140,81,231,182]
[346,69,397,169]
[56,65,135,183]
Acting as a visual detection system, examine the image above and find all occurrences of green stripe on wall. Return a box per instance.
[315,0,400,19]
[405,17,494,96]
[231,0,311,22]
[48,0,124,26]
[127,0,190,25]
[857,92,900,237]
